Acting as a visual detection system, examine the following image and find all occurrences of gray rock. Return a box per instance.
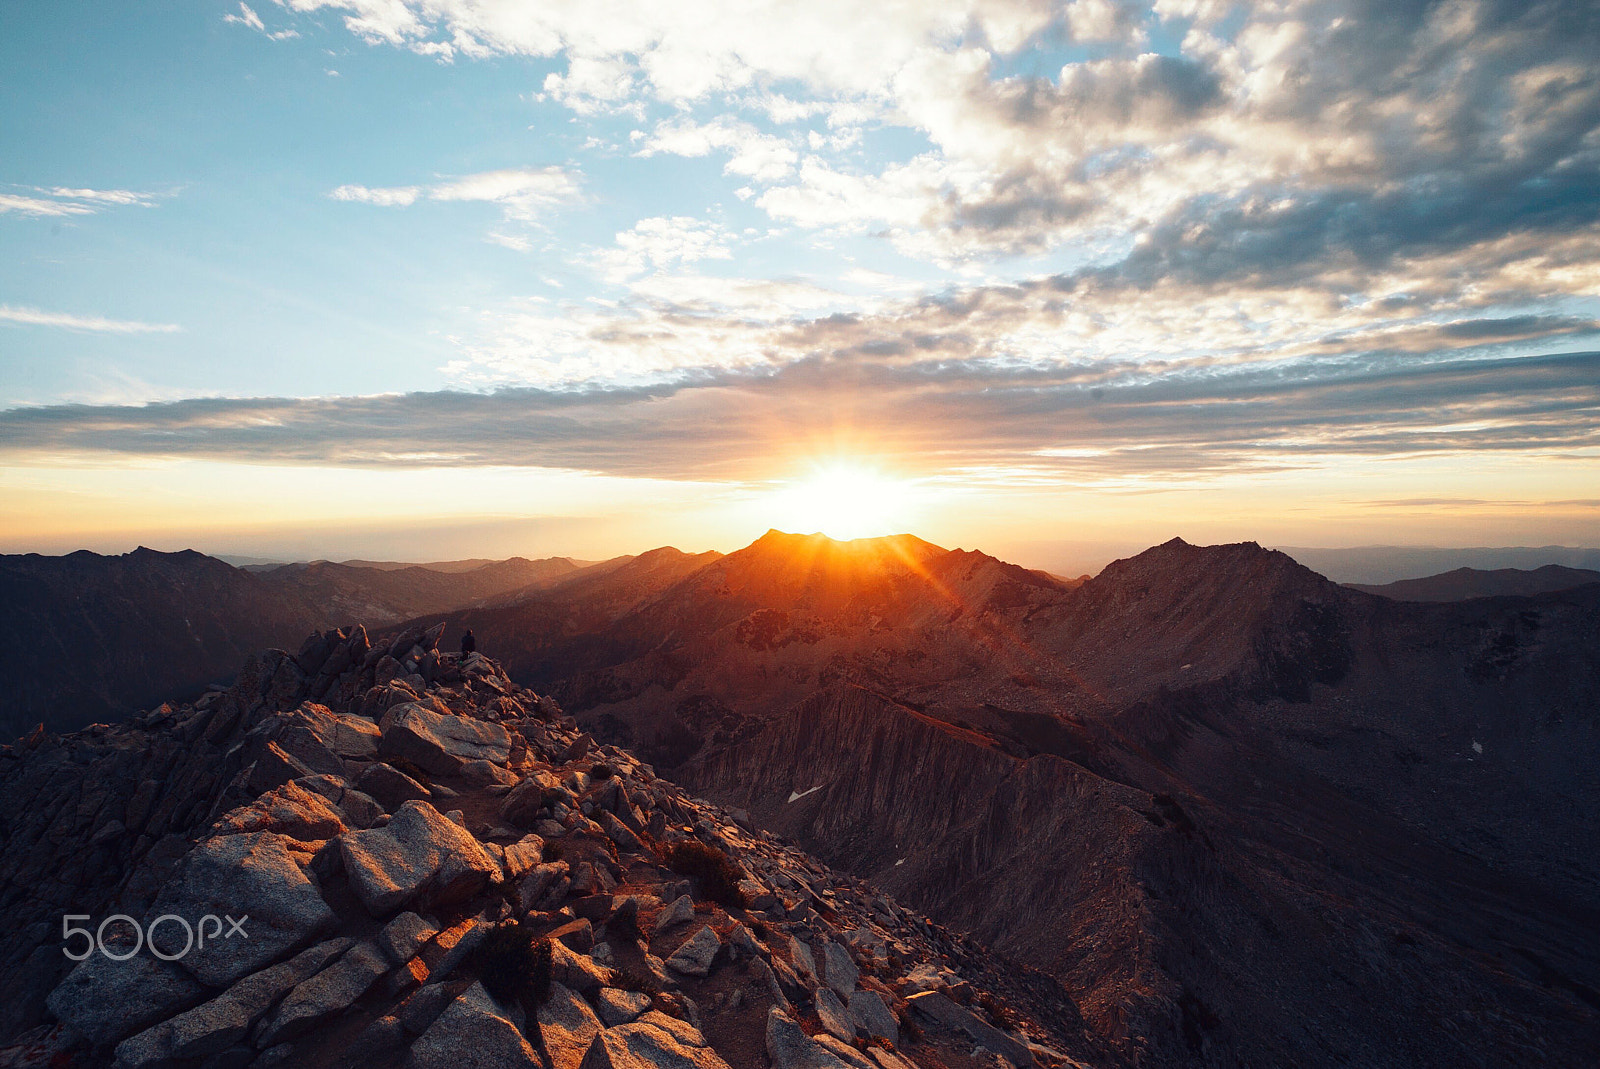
[421,917,492,982]
[766,1007,852,1069]
[665,926,720,977]
[597,988,653,1026]
[515,862,569,913]
[900,963,943,994]
[538,980,605,1069]
[48,950,205,1047]
[816,1035,877,1069]
[724,922,761,960]
[655,895,695,931]
[412,981,538,1069]
[114,938,353,1064]
[254,940,388,1045]
[339,800,498,915]
[848,990,898,1045]
[379,705,511,776]
[377,911,439,965]
[906,992,1033,1067]
[462,759,519,786]
[579,1014,734,1069]
[868,1049,916,1069]
[208,781,347,842]
[396,980,459,1036]
[813,986,855,1042]
[149,831,338,988]
[821,941,858,998]
[356,761,431,812]
[549,937,610,995]
[599,810,644,852]
[500,836,546,881]
[789,937,819,984]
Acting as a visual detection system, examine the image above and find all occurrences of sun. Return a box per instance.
[766,463,915,541]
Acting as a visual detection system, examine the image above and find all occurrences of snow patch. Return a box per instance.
[787,784,824,803]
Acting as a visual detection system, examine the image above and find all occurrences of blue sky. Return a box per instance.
[2,0,1598,563]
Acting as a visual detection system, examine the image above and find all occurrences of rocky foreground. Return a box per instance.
[0,623,1104,1069]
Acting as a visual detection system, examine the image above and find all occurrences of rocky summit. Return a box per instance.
[0,625,1101,1069]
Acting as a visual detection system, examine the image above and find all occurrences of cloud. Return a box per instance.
[223,2,299,39]
[330,166,582,222]
[592,216,734,282]
[638,118,799,183]
[1,348,1594,482]
[0,305,182,334]
[1,187,159,217]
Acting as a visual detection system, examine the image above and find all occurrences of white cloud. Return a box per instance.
[329,166,581,221]
[639,117,799,183]
[593,216,734,282]
[222,2,300,39]
[0,305,182,334]
[1,187,158,217]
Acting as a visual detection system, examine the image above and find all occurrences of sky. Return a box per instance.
[1,0,1597,571]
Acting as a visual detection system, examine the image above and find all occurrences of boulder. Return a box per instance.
[813,986,855,1041]
[148,831,337,988]
[766,1007,852,1069]
[411,982,538,1069]
[549,937,610,995]
[356,761,431,812]
[379,705,510,776]
[816,1035,877,1069]
[579,1014,734,1069]
[254,940,388,1045]
[789,937,819,984]
[821,941,858,998]
[901,963,944,994]
[656,895,696,931]
[500,836,546,881]
[377,911,439,965]
[515,861,569,913]
[161,938,350,1059]
[339,800,498,915]
[597,988,653,1026]
[208,781,347,842]
[47,951,205,1047]
[906,992,1033,1067]
[665,926,720,977]
[538,980,605,1069]
[498,769,562,828]
[848,989,898,1045]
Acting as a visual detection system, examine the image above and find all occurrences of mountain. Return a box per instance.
[446,532,1599,1068]
[1347,564,1600,601]
[0,549,607,740]
[1277,544,1600,584]
[0,632,1098,1069]
[257,556,595,622]
[0,548,325,742]
[5,532,1598,1067]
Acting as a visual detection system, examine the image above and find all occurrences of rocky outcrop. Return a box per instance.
[0,637,1092,1069]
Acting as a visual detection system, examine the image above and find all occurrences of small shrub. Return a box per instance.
[589,763,614,780]
[541,840,565,863]
[658,840,748,909]
[749,919,770,941]
[606,965,660,997]
[475,924,552,1012]
[898,1012,921,1045]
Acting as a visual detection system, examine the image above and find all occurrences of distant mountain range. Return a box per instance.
[1347,564,1600,601]
[0,549,609,740]
[1278,543,1600,584]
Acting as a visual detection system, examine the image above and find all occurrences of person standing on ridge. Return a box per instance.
[460,628,476,659]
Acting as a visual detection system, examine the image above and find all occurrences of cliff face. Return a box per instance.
[687,685,1600,1069]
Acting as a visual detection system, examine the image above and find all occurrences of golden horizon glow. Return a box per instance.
[764,462,917,542]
